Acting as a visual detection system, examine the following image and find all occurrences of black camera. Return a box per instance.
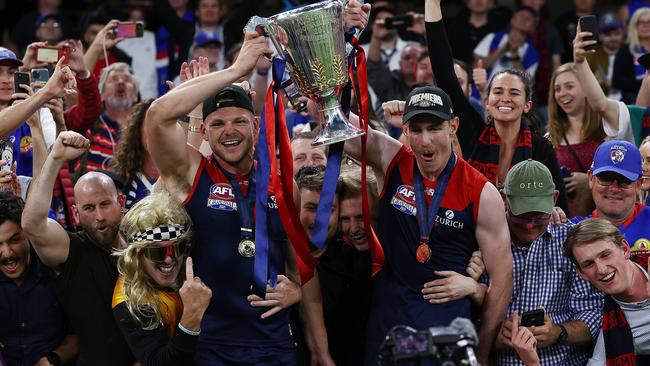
[379,318,479,366]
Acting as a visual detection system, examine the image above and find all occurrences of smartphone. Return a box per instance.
[116,21,144,38]
[579,15,600,51]
[36,47,68,63]
[0,139,13,172]
[14,72,30,94]
[521,308,545,327]
[280,77,307,113]
[31,68,50,87]
[560,166,572,178]
[384,14,413,29]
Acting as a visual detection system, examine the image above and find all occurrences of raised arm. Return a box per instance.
[343,110,403,189]
[474,182,513,364]
[145,34,271,195]
[573,28,622,133]
[21,131,90,270]
[0,58,76,138]
[425,0,484,159]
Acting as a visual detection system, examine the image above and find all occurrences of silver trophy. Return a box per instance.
[245,0,365,147]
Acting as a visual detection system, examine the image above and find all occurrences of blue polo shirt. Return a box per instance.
[0,248,68,365]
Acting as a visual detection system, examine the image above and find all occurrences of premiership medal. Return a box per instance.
[238,239,256,257]
[416,243,432,263]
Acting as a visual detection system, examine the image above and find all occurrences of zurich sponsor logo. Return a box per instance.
[207,183,237,211]
[391,185,417,216]
[445,210,454,220]
[434,209,465,229]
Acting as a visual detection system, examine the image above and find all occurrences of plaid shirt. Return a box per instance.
[496,223,604,366]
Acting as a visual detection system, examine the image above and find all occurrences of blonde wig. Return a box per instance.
[114,192,193,330]
[547,63,605,148]
[627,7,650,53]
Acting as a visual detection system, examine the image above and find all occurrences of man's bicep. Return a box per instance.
[475,184,512,280]
[30,218,71,269]
[147,116,194,180]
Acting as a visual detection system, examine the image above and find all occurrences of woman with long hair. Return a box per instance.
[112,192,211,365]
[613,7,650,103]
[111,99,158,209]
[425,0,569,213]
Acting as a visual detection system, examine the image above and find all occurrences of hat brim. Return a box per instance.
[402,110,451,124]
[591,166,640,181]
[0,59,23,67]
[507,194,554,216]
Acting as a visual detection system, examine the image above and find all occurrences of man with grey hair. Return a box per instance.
[72,62,139,178]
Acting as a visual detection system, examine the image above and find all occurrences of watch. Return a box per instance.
[46,351,61,366]
[557,324,568,345]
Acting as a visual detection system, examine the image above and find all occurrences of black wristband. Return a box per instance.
[179,115,190,123]
[46,351,61,366]
[557,324,569,345]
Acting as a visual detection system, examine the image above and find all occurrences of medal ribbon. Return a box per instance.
[260,59,318,285]
[349,34,385,275]
[413,152,457,247]
[211,156,256,242]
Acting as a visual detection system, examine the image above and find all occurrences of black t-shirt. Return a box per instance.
[317,239,373,366]
[54,231,134,366]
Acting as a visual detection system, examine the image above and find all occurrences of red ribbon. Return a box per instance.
[264,82,318,283]
[350,37,385,275]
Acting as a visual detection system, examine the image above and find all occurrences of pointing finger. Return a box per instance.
[186,257,194,280]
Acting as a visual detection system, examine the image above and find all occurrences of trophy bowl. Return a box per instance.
[245,0,365,147]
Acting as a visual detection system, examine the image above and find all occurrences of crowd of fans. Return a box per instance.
[1,0,650,365]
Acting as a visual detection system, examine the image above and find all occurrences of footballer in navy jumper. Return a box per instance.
[344,85,513,365]
[146,37,301,365]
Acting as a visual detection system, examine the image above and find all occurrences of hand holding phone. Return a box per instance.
[36,46,69,63]
[14,72,31,94]
[579,15,600,51]
[384,14,414,29]
[560,166,572,178]
[520,308,545,327]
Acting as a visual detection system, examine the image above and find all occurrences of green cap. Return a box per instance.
[503,159,556,216]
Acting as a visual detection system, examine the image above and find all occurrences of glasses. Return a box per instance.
[507,211,550,226]
[142,241,189,263]
[595,174,634,189]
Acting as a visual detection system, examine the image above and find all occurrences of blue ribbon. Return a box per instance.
[254,102,272,297]
[413,152,457,243]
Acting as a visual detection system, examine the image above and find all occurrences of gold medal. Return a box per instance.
[416,243,432,264]
[238,239,256,258]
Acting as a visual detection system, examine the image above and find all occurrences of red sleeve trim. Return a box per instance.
[379,145,410,198]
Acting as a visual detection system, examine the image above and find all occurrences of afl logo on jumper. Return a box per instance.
[391,185,417,216]
[207,183,237,211]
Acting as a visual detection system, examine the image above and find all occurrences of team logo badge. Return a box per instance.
[633,238,650,252]
[390,184,417,216]
[207,183,237,211]
[20,135,32,154]
[610,145,627,164]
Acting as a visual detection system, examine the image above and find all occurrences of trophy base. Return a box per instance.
[311,99,366,147]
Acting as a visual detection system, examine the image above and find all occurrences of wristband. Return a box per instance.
[188,125,201,133]
[178,322,201,336]
[46,351,61,366]
[256,69,269,76]
[179,115,190,123]
[188,114,202,120]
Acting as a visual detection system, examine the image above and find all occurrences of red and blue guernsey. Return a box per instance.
[183,157,293,360]
[572,203,650,267]
[365,146,488,365]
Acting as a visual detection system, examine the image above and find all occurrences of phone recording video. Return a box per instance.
[14,72,31,94]
[31,68,50,89]
[116,22,144,39]
[384,15,413,30]
[579,15,600,51]
[36,46,69,63]
[521,308,545,327]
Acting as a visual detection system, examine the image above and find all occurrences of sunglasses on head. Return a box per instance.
[142,241,189,263]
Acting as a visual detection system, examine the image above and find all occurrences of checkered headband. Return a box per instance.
[128,224,188,244]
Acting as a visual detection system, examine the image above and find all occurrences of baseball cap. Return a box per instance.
[0,47,23,67]
[599,12,623,32]
[590,140,642,181]
[203,84,254,120]
[503,159,556,216]
[402,85,454,124]
[194,31,222,49]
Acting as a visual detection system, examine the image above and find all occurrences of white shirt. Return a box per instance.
[117,30,158,99]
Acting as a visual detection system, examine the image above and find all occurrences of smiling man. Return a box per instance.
[564,218,650,364]
[145,34,302,364]
[345,84,512,365]
[572,140,650,268]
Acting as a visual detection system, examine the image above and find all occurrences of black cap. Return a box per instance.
[203,84,254,120]
[402,85,454,124]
